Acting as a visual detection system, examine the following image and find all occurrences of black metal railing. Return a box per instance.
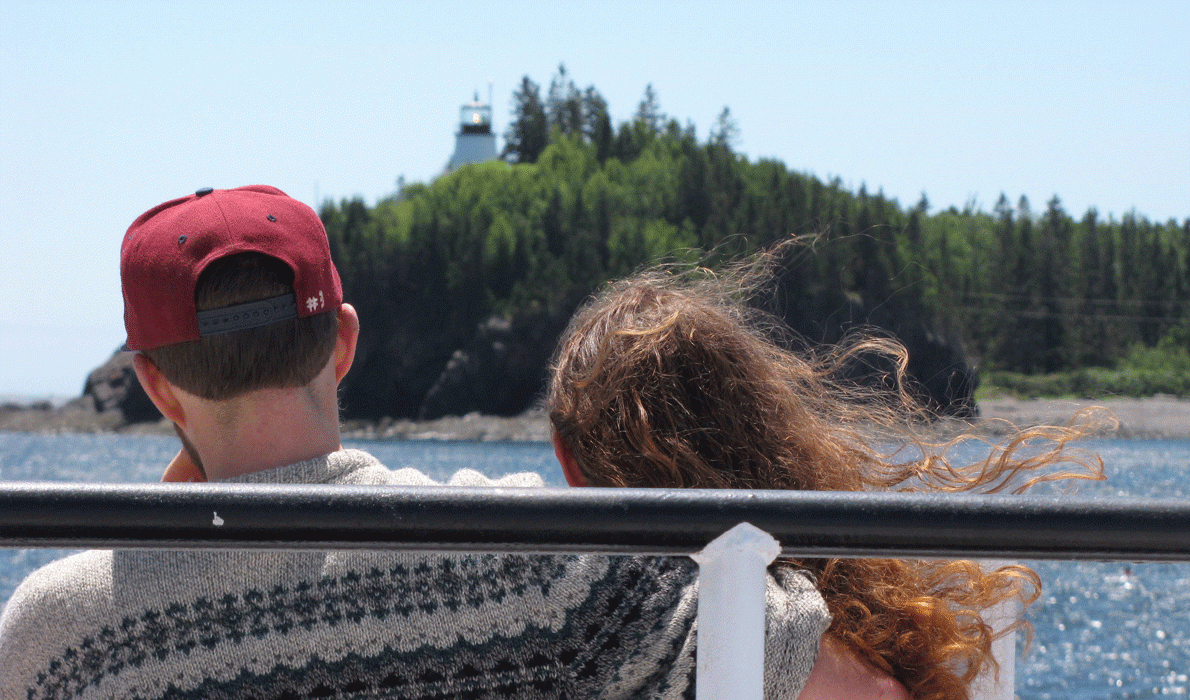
[1,483,1187,560]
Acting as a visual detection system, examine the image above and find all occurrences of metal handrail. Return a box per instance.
[1,482,1187,560]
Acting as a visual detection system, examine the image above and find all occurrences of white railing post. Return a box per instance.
[970,560,1020,700]
[690,522,780,700]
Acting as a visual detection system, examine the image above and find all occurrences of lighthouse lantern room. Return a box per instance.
[447,91,498,171]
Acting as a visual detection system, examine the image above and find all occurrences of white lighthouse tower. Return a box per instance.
[446,90,498,171]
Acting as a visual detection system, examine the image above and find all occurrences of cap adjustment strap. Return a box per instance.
[196,293,299,337]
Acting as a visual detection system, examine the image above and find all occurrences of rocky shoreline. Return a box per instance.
[971,395,1190,440]
[3,395,1189,442]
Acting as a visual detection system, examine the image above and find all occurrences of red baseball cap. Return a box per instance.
[120,185,343,351]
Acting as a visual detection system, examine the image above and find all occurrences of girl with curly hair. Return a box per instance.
[547,245,1108,700]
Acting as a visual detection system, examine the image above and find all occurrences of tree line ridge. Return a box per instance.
[319,68,1189,421]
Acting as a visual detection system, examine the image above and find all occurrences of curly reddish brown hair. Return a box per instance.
[547,248,1110,700]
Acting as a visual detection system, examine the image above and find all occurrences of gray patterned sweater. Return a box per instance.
[0,449,829,700]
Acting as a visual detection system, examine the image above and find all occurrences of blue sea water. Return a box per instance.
[0,432,1187,698]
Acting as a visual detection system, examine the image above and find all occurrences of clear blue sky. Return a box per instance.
[1,0,1186,398]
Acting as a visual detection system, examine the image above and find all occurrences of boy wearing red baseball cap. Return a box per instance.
[120,184,357,481]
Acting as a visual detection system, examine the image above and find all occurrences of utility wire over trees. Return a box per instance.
[323,67,1190,420]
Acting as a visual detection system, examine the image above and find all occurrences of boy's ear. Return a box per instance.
[333,303,360,383]
[131,353,187,426]
[553,432,588,487]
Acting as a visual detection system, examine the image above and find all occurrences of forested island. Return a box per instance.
[66,68,1189,427]
[315,68,1189,422]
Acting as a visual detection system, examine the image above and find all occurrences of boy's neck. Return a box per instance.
[184,379,342,481]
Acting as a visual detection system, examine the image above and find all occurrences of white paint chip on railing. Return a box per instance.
[690,522,780,700]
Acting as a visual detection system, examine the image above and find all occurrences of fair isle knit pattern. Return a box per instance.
[0,450,830,700]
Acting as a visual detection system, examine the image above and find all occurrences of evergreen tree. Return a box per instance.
[903,208,926,306]
[503,76,548,164]
[676,137,711,231]
[1038,196,1071,370]
[1140,223,1176,345]
[583,87,613,162]
[546,63,583,136]
[709,106,740,149]
[999,198,1045,372]
[635,83,664,135]
[1118,212,1141,343]
[1077,209,1111,366]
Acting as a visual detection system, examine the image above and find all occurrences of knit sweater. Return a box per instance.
[0,449,830,700]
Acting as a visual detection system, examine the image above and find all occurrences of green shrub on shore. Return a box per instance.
[983,370,1190,399]
[983,339,1190,398]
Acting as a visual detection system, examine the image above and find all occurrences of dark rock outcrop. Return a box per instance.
[413,278,978,421]
[418,310,573,420]
[82,350,162,424]
[897,323,979,418]
[770,266,978,418]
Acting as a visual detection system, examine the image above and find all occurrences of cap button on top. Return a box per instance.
[195,187,214,197]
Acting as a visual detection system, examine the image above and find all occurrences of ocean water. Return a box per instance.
[1,432,1187,698]
[1014,440,1190,699]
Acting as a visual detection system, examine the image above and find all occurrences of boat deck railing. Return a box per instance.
[2,483,1188,699]
[1,483,1185,559]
